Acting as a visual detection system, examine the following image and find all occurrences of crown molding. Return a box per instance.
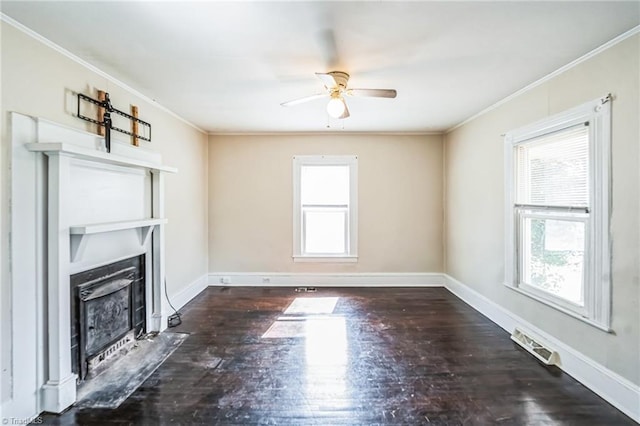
[446,25,640,134]
[208,131,444,137]
[1,13,207,135]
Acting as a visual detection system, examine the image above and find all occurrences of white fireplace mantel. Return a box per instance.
[8,113,177,417]
[25,142,178,173]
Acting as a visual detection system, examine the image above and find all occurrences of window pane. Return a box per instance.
[301,165,349,205]
[517,126,589,207]
[522,217,585,305]
[304,210,346,254]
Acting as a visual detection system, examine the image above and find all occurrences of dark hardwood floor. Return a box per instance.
[40,287,634,425]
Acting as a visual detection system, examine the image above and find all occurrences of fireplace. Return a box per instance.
[70,255,146,381]
[8,113,175,414]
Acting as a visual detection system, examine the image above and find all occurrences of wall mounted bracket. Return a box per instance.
[77,91,151,153]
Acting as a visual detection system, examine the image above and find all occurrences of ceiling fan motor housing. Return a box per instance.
[328,71,350,90]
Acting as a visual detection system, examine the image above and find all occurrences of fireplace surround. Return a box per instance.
[8,113,177,415]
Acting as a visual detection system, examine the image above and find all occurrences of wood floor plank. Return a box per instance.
[38,287,635,425]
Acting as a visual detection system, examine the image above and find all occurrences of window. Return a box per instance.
[293,155,357,262]
[504,96,611,330]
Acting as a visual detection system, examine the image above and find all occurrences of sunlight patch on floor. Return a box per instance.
[283,297,339,315]
[262,297,341,339]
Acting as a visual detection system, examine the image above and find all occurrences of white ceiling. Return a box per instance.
[2,1,639,133]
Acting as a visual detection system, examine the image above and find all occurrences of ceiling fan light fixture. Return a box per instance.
[281,70,395,120]
[326,96,346,118]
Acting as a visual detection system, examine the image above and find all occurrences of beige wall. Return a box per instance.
[1,22,209,401]
[444,35,640,385]
[208,134,443,273]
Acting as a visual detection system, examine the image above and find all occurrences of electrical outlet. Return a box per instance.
[262,277,270,284]
[220,276,231,284]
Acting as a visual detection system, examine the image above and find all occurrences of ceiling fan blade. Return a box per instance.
[280,93,327,107]
[315,72,337,90]
[318,29,340,69]
[346,88,397,98]
[339,101,350,119]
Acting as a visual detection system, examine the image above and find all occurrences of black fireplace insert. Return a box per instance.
[70,255,146,381]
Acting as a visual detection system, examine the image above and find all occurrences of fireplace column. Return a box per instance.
[150,170,169,332]
[41,153,77,412]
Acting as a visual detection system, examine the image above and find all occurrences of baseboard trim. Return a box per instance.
[170,274,209,311]
[443,274,640,423]
[40,374,77,414]
[207,272,444,287]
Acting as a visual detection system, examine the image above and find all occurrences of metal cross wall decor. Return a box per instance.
[77,91,152,153]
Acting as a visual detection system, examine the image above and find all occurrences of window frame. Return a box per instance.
[504,96,611,331]
[292,155,358,263]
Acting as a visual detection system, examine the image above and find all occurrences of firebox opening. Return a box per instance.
[70,255,146,382]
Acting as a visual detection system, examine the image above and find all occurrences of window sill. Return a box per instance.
[503,282,612,333]
[293,256,358,263]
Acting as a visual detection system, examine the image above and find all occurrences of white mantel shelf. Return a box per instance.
[25,142,178,173]
[69,218,167,262]
[70,218,168,235]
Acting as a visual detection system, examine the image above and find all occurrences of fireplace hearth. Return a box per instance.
[71,255,146,381]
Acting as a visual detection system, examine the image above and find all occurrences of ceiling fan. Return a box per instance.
[281,71,397,119]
